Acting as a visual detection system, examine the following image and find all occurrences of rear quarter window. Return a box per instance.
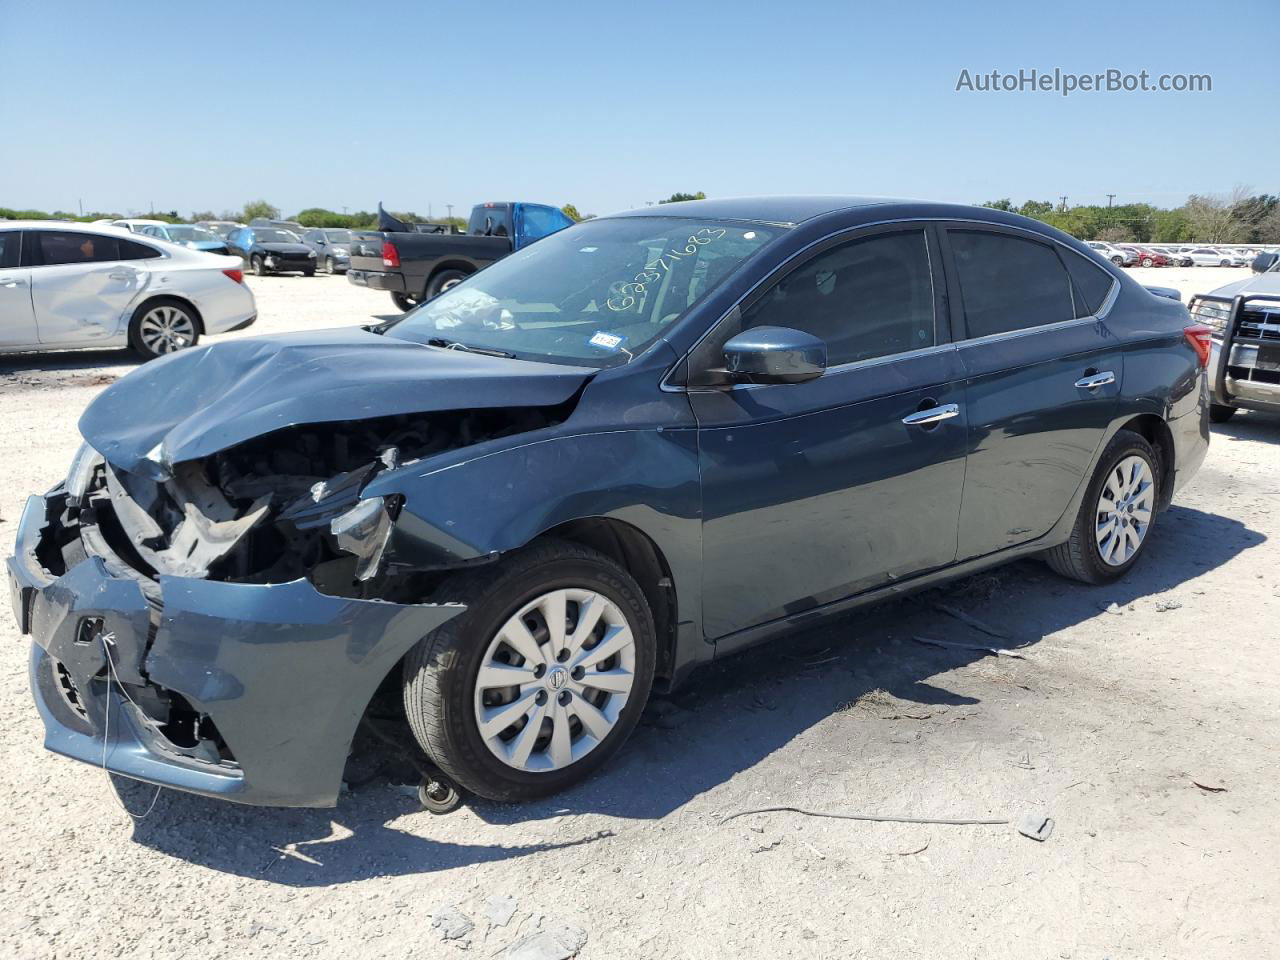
[118,238,163,260]
[1062,250,1117,317]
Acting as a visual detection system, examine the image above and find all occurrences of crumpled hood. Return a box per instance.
[1206,271,1280,299]
[80,327,593,477]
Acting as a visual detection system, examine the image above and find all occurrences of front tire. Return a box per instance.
[1209,403,1238,423]
[1046,430,1161,584]
[323,256,335,275]
[128,298,201,360]
[1141,257,1154,267]
[402,540,656,802]
[251,255,267,277]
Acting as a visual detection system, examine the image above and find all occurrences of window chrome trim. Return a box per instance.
[662,215,1120,392]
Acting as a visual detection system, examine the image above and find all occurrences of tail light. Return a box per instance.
[381,242,400,268]
[1184,324,1212,368]
[222,268,244,284]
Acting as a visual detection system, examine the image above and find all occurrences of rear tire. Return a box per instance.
[1209,403,1238,423]
[128,297,202,361]
[427,268,468,300]
[402,540,656,802]
[1046,430,1161,585]
[391,292,419,312]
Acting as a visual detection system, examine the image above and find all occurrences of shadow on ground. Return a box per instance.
[0,349,138,377]
[126,503,1263,884]
[1212,409,1280,443]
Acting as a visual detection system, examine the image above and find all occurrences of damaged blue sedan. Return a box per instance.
[8,197,1210,807]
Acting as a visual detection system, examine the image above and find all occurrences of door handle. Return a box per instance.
[1075,371,1116,390]
[902,403,960,426]
[0,278,27,287]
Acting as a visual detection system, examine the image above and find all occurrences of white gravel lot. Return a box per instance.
[1,268,1278,959]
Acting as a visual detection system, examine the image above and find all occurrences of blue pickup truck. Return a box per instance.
[348,201,575,311]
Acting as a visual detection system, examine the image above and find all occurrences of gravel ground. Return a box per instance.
[2,268,1278,959]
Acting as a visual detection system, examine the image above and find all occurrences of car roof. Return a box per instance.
[608,195,905,225]
[0,220,149,237]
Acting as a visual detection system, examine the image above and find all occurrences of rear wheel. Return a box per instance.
[128,298,201,360]
[1046,430,1160,584]
[427,268,468,300]
[1209,403,1238,423]
[391,292,419,312]
[402,540,656,802]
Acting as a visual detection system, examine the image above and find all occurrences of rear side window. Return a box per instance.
[950,230,1074,338]
[1062,250,1116,317]
[36,231,120,265]
[118,238,163,260]
[0,232,19,268]
[743,228,936,365]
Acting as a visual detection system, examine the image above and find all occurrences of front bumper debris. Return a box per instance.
[8,492,463,807]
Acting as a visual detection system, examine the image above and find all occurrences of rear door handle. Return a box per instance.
[1075,371,1116,389]
[902,403,960,426]
[0,278,27,287]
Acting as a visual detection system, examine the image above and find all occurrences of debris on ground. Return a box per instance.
[494,923,588,960]
[930,601,1012,640]
[846,688,933,720]
[1099,601,1125,616]
[1155,599,1183,612]
[1192,780,1228,793]
[485,895,519,927]
[430,904,474,941]
[1015,812,1055,842]
[721,805,1008,828]
[912,635,1026,659]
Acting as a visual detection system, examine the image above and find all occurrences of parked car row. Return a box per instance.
[1086,239,1270,268]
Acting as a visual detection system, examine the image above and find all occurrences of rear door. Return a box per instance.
[28,230,149,344]
[692,224,968,640]
[0,231,37,347]
[941,224,1124,560]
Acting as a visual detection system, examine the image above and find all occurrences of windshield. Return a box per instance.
[324,230,352,242]
[387,217,782,366]
[255,229,300,243]
[167,226,218,243]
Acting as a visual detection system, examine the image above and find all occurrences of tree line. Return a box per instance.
[981,189,1280,244]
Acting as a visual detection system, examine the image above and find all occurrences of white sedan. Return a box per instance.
[0,221,256,360]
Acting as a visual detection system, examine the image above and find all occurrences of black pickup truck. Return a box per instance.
[348,201,575,311]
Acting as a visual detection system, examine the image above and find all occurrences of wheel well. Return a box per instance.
[1118,414,1175,509]
[129,295,204,334]
[538,518,678,685]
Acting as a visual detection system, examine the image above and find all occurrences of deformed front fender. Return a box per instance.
[364,426,705,661]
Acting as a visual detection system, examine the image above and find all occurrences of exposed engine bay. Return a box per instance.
[54,405,570,601]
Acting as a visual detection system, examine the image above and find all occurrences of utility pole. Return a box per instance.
[1059,195,1068,212]
[446,203,454,221]
[1106,194,1116,208]
[78,198,83,216]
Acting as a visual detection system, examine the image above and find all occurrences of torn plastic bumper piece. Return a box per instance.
[8,493,464,808]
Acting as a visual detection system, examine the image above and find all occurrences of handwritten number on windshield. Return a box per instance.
[607,228,727,311]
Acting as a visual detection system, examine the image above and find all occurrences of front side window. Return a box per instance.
[37,231,119,266]
[388,217,782,367]
[950,230,1074,338]
[0,232,20,269]
[742,229,937,365]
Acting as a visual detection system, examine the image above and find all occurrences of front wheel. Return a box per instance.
[1220,260,1230,267]
[1046,430,1161,584]
[251,255,267,277]
[302,266,316,277]
[1141,257,1154,267]
[1209,403,1238,424]
[391,292,419,312]
[1111,256,1124,266]
[402,540,656,802]
[323,256,335,275]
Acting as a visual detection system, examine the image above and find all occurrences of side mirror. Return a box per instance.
[1252,252,1278,274]
[722,326,827,384]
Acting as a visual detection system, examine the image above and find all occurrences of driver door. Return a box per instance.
[690,225,968,641]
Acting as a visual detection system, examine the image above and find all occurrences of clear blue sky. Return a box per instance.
[1,0,1273,218]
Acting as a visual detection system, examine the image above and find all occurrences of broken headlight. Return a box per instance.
[1190,298,1231,337]
[65,442,103,499]
[329,497,394,581]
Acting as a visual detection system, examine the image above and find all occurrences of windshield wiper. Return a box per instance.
[425,337,514,359]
